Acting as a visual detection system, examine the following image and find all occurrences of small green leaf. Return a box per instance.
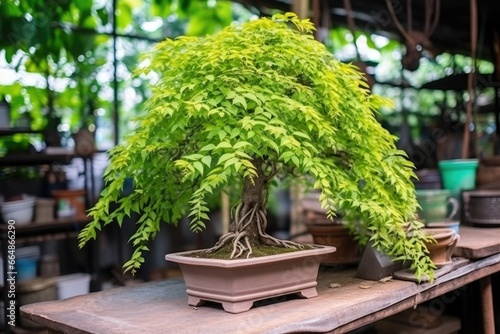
[224,157,239,170]
[233,96,247,110]
[233,141,250,149]
[218,131,227,141]
[202,156,212,167]
[200,144,216,151]
[218,153,234,164]
[194,161,204,175]
[216,142,232,149]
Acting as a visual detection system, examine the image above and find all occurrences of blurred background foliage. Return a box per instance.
[0,0,254,153]
[0,0,495,159]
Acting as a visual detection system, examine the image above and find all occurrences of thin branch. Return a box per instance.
[385,0,416,44]
[406,0,412,33]
[343,0,361,61]
[429,0,441,36]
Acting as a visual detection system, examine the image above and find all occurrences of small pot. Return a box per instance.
[422,228,459,267]
[1,196,36,225]
[51,189,87,218]
[425,220,460,234]
[416,189,459,223]
[414,169,442,190]
[466,190,500,226]
[476,156,500,189]
[306,223,361,265]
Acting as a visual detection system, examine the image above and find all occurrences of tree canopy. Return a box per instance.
[78,13,434,280]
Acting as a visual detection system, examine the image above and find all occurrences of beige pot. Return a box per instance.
[165,245,336,313]
[422,228,459,267]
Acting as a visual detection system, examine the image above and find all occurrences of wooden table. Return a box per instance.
[454,226,500,334]
[0,217,100,334]
[454,226,500,259]
[20,227,500,334]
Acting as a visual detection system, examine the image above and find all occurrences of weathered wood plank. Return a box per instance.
[454,226,500,259]
[373,315,461,334]
[20,271,416,334]
[393,258,470,283]
[20,253,500,334]
[331,254,500,333]
[480,276,496,334]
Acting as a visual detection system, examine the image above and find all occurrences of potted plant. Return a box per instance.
[78,13,434,311]
[301,191,362,265]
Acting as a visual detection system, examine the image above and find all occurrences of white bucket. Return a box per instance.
[56,273,91,299]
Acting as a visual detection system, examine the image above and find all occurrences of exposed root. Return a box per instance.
[256,210,305,250]
[244,237,252,259]
[235,206,255,231]
[231,232,248,258]
[205,232,236,253]
[261,236,306,249]
[205,204,305,258]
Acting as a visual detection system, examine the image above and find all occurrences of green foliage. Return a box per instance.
[0,0,111,134]
[78,12,434,280]
[1,0,243,146]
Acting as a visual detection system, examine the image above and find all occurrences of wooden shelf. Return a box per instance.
[0,216,90,238]
[0,129,43,136]
[0,216,92,269]
[0,152,75,166]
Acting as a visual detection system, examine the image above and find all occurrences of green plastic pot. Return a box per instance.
[438,159,479,198]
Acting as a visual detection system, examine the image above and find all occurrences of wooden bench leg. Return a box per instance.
[480,276,496,334]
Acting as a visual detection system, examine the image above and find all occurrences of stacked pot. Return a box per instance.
[0,195,36,225]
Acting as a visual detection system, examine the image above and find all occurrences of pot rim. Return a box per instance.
[165,244,336,268]
[415,189,450,197]
[467,190,500,197]
[422,227,456,240]
[425,220,459,227]
[438,158,479,167]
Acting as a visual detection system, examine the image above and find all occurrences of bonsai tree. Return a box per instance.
[78,13,434,280]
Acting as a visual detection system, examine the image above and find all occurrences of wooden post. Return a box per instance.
[312,0,320,40]
[493,30,500,154]
[479,276,495,334]
[292,0,309,18]
[289,0,310,239]
[462,0,478,159]
[221,191,230,234]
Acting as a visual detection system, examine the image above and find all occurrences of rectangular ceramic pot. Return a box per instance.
[165,244,336,313]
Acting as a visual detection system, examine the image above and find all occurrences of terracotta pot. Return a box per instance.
[51,189,87,218]
[306,224,361,265]
[422,228,459,267]
[425,220,460,234]
[476,156,500,189]
[165,245,336,313]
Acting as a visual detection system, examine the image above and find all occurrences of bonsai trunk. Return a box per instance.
[207,158,304,258]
